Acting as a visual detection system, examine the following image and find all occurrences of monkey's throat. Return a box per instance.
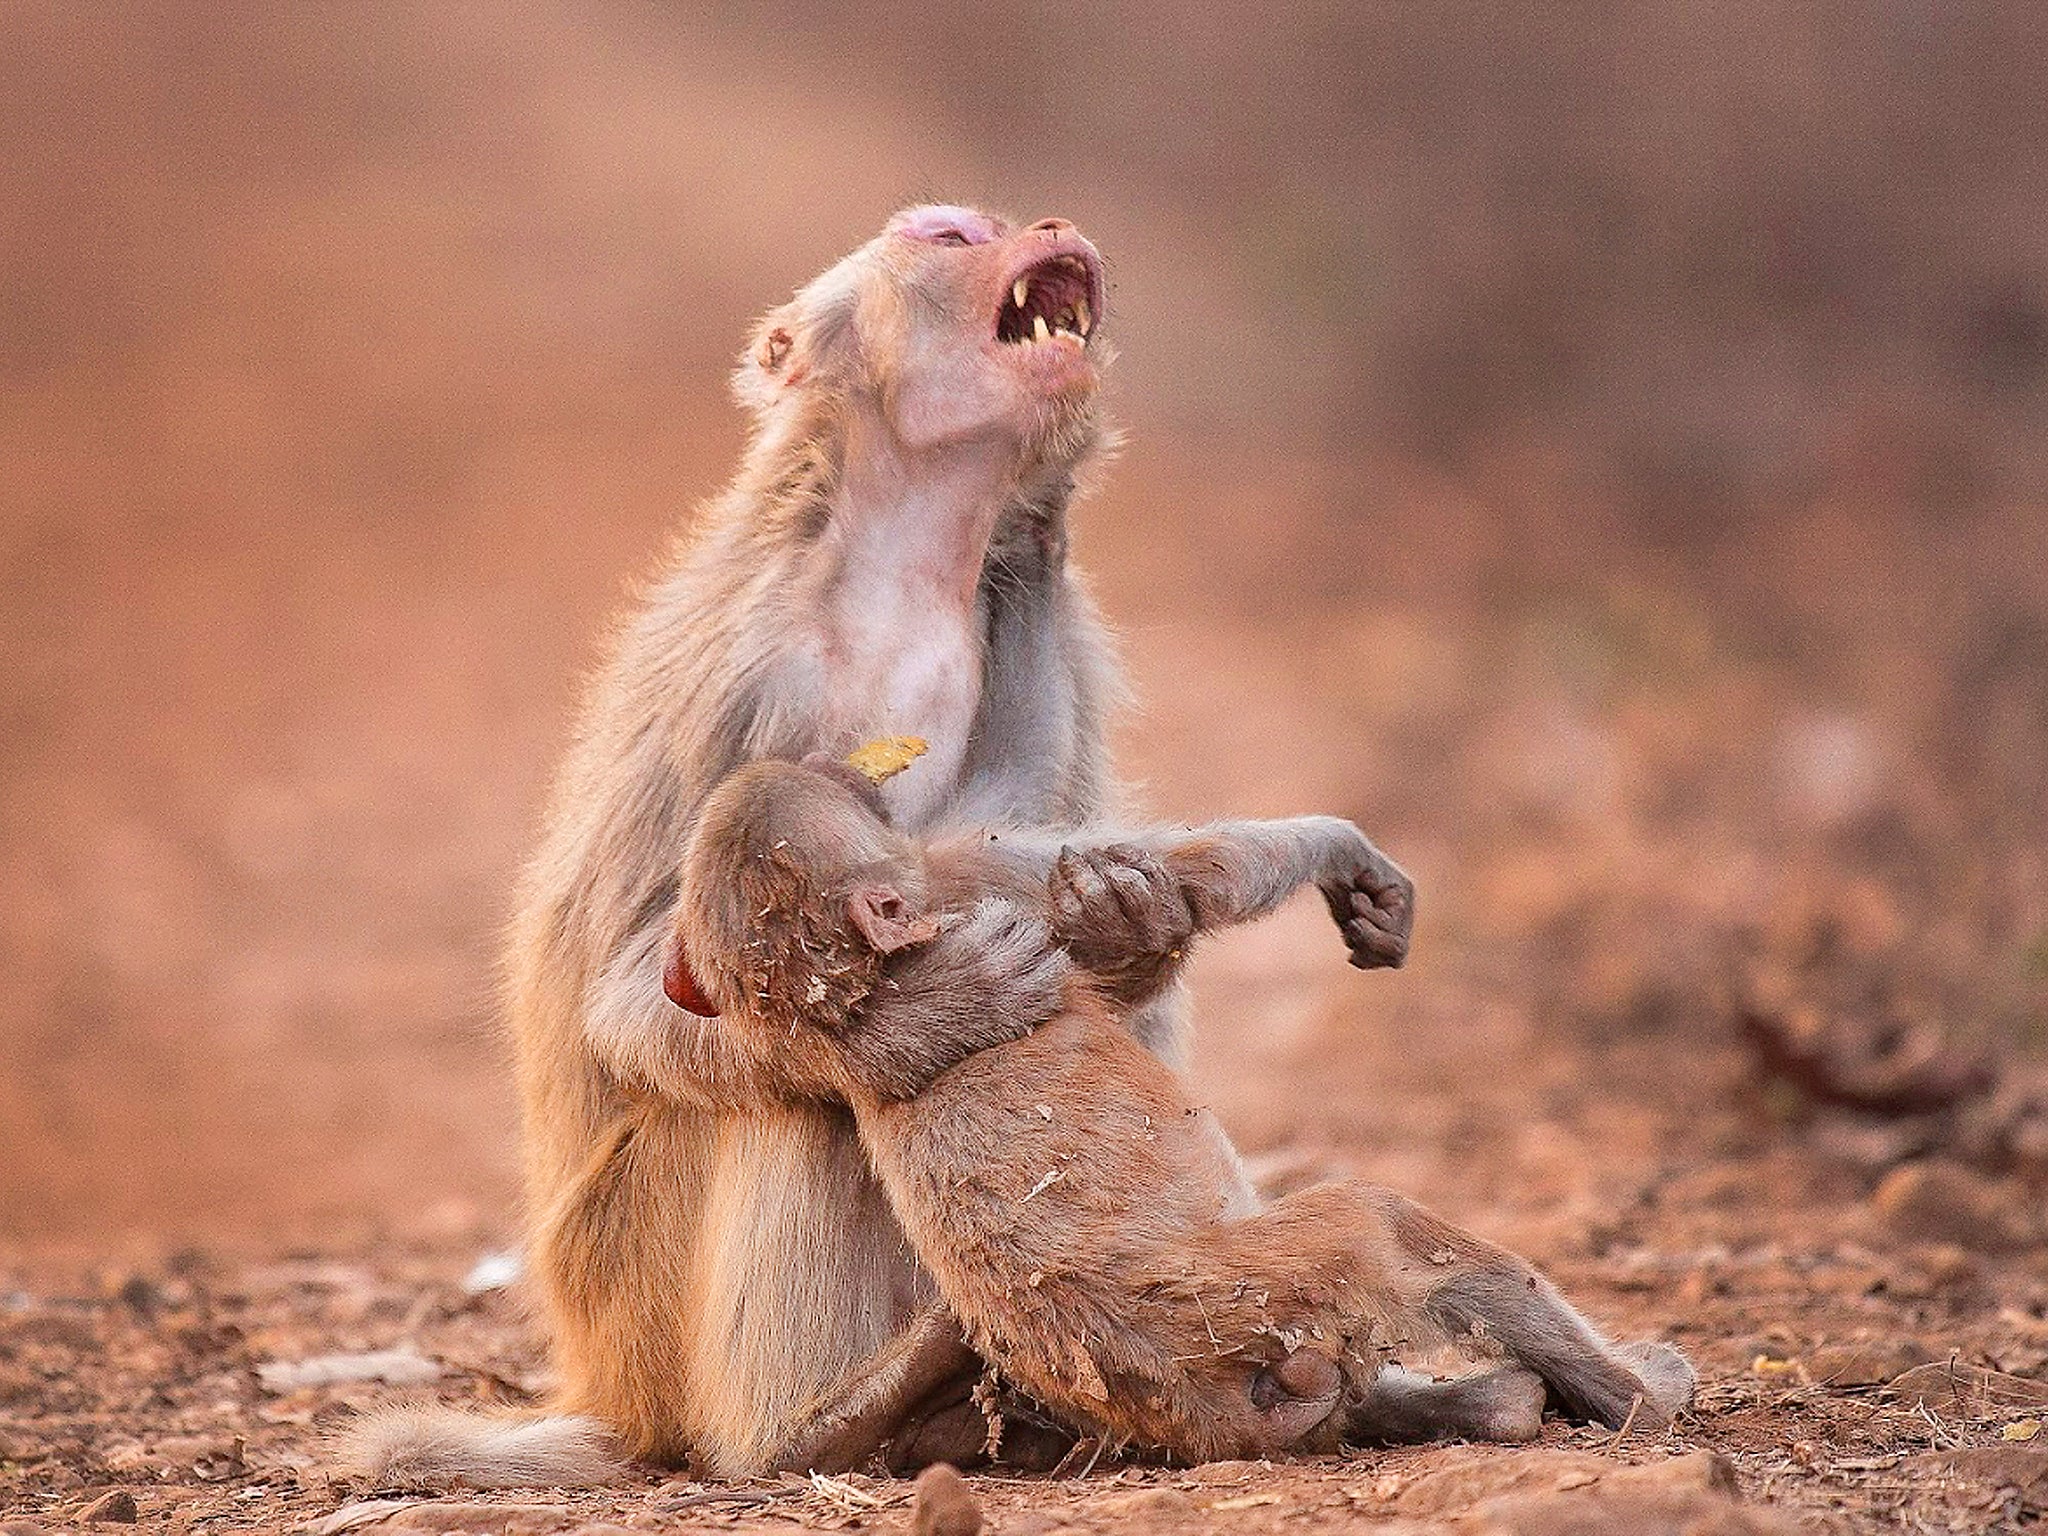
[816,438,1013,830]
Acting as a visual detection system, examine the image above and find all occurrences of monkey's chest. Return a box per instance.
[812,609,984,826]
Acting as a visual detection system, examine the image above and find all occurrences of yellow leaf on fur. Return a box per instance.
[846,736,929,785]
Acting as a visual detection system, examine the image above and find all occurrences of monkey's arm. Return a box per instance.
[584,913,830,1107]
[1145,816,1414,970]
[928,816,1413,991]
[835,899,1076,1101]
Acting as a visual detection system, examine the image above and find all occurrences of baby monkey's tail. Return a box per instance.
[335,1406,623,1490]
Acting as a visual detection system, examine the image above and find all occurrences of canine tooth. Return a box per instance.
[1013,277,1029,309]
[1032,314,1050,343]
[1076,297,1091,334]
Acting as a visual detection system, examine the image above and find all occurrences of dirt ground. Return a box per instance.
[6,4,2048,1532]
[6,435,2047,1533]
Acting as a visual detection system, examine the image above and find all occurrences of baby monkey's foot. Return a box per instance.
[1343,1362,1547,1445]
[1249,1349,1345,1446]
[1050,843,1197,996]
[1612,1340,1696,1427]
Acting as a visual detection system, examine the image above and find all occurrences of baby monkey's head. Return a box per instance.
[670,757,937,1030]
[736,204,1109,466]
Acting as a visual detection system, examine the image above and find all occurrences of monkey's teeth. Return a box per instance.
[1076,297,1091,335]
[1014,277,1030,309]
[1032,313,1051,343]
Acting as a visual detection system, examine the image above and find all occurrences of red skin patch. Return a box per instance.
[663,942,719,1016]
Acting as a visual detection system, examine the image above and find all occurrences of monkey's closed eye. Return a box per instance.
[894,206,998,246]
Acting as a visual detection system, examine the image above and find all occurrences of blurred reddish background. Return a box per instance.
[3,1,2044,1249]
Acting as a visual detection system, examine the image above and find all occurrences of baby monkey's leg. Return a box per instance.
[1326,1184,1697,1433]
[769,1305,978,1473]
[1344,1363,1547,1444]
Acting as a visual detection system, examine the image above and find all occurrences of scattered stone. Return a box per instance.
[114,1275,162,1318]
[461,1252,522,1296]
[1182,1458,1264,1484]
[257,1350,443,1393]
[1208,1490,1283,1510]
[77,1491,139,1524]
[1096,1487,1198,1517]
[1390,1449,1761,1532]
[1871,1160,2033,1250]
[1906,1447,2048,1513]
[1888,1361,2048,1416]
[910,1464,982,1536]
[0,1522,49,1536]
[300,1501,414,1536]
[1804,1336,1936,1387]
[1468,1488,1797,1535]
[384,1503,575,1533]
[1391,1449,1618,1517]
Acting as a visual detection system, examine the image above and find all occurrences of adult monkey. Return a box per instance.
[346,205,1414,1486]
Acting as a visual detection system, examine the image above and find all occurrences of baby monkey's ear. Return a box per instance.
[846,884,941,955]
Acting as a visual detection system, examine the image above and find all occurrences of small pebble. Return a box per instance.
[912,1462,983,1536]
[78,1490,139,1524]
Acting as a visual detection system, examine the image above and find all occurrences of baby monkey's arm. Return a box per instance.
[1147,815,1414,970]
[930,815,1413,989]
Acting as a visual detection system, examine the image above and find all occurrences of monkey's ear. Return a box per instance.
[756,324,796,374]
[846,884,941,955]
[662,931,720,1016]
[733,304,809,411]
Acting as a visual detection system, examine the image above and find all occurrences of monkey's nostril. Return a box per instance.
[1032,218,1073,234]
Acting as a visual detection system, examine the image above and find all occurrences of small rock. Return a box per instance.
[1906,1447,2048,1513]
[461,1252,522,1295]
[1097,1487,1198,1517]
[911,1464,982,1536]
[1870,1161,2031,1250]
[1182,1458,1263,1484]
[386,1504,573,1534]
[77,1491,139,1524]
[0,1522,49,1536]
[257,1349,442,1393]
[1805,1337,1937,1387]
[1603,1452,1740,1498]
[301,1501,415,1536]
[1888,1361,2048,1415]
[114,1275,162,1318]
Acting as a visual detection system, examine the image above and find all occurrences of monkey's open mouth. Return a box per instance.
[997,253,1099,346]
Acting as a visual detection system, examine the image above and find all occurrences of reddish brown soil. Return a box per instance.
[6,436,2046,1533]
[5,5,2047,1533]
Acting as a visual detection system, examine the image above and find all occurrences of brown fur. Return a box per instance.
[486,207,1143,1479]
[678,759,1695,1465]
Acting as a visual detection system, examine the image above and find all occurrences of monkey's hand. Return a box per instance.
[843,900,1073,1100]
[1315,827,1415,970]
[1050,843,1199,1003]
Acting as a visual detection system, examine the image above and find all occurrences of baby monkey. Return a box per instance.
[671,755,1694,1468]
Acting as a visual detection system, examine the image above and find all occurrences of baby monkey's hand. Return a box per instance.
[846,901,1074,1100]
[1050,843,1200,1001]
[1316,831,1414,970]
